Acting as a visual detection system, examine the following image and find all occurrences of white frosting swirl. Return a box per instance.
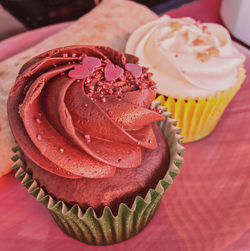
[126,15,245,98]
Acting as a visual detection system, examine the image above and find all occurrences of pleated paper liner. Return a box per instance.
[156,66,246,143]
[11,101,184,246]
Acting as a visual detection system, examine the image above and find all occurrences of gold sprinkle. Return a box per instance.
[182,31,189,42]
[197,52,210,62]
[170,21,182,31]
[207,46,219,57]
[192,38,206,46]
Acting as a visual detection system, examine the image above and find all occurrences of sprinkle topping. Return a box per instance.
[192,38,206,46]
[81,56,101,72]
[67,55,156,102]
[207,46,219,57]
[37,134,42,141]
[35,117,41,124]
[68,64,89,79]
[197,52,210,62]
[125,63,142,78]
[68,56,101,79]
[196,46,220,62]
[84,134,91,143]
[104,63,124,81]
[59,147,64,153]
[170,21,182,31]
[182,31,189,42]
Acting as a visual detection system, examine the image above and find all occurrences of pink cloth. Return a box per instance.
[0,0,250,250]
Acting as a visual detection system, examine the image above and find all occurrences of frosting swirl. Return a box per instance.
[8,46,164,179]
[126,15,246,98]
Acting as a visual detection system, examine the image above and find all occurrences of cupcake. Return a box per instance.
[126,15,246,142]
[8,45,184,245]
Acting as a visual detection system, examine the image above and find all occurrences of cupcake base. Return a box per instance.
[11,102,184,245]
[25,123,169,217]
[156,66,246,143]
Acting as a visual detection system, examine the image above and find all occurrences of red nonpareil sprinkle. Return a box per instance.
[101,97,106,103]
[85,135,90,139]
[125,63,142,78]
[107,110,113,116]
[84,103,88,108]
[175,54,179,58]
[35,118,41,124]
[37,134,42,141]
[59,147,64,153]
[103,82,110,89]
[104,63,124,81]
[96,86,102,92]
[98,81,104,86]
[85,134,91,143]
[108,89,114,95]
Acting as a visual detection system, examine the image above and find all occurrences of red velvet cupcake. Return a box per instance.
[8,45,184,245]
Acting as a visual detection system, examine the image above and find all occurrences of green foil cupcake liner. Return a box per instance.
[11,101,184,245]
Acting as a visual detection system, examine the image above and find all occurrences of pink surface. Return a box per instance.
[0,22,71,62]
[1,0,250,250]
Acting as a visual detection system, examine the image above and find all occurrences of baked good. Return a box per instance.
[8,45,184,245]
[126,15,246,142]
[0,0,157,176]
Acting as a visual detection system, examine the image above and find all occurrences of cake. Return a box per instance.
[126,15,246,142]
[8,45,184,245]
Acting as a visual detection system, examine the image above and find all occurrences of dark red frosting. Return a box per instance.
[8,46,164,179]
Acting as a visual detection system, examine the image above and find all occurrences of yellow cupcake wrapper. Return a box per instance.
[11,102,184,246]
[156,66,246,143]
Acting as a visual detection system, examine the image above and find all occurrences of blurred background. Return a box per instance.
[0,0,195,41]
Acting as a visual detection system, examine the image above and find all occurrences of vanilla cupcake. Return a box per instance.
[126,15,246,142]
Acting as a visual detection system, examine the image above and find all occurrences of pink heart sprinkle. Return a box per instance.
[81,56,101,73]
[125,63,142,78]
[68,65,89,79]
[68,56,101,79]
[105,64,124,81]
